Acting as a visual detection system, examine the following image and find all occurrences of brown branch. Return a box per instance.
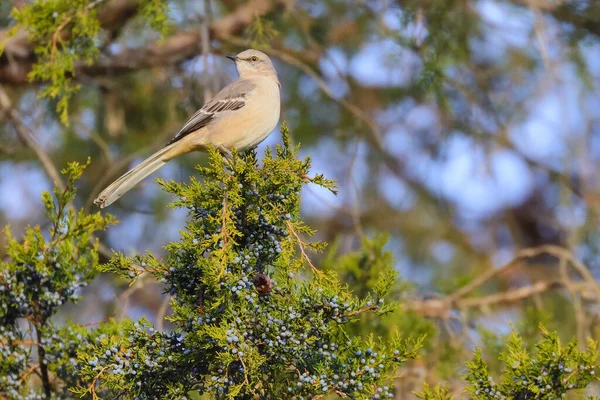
[0,0,140,85]
[458,280,563,308]
[0,85,64,190]
[510,0,600,38]
[83,0,291,75]
[88,365,109,400]
[18,363,40,385]
[409,280,600,318]
[156,295,171,331]
[286,220,323,276]
[79,315,116,327]
[1,0,291,84]
[409,245,600,318]
[13,339,37,347]
[34,325,52,397]
[447,245,573,302]
[239,356,249,385]
[341,302,378,318]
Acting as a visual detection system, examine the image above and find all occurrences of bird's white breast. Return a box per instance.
[207,76,281,151]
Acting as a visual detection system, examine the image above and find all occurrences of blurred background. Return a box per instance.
[1,0,600,396]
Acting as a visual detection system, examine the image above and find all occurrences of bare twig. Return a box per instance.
[116,273,152,319]
[0,85,64,190]
[34,324,52,397]
[410,245,600,318]
[200,1,213,102]
[286,220,323,276]
[89,365,109,400]
[18,363,40,385]
[448,245,578,302]
[341,302,378,318]
[559,256,586,343]
[410,280,600,318]
[156,295,171,331]
[1,0,291,84]
[79,316,116,327]
[239,356,249,385]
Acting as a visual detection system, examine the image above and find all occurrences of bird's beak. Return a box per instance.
[226,55,237,62]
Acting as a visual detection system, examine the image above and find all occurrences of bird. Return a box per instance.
[93,49,281,209]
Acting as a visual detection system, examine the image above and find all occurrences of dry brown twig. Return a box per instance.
[0,85,64,190]
[18,363,40,385]
[88,365,109,400]
[155,295,172,331]
[116,272,152,319]
[559,255,587,343]
[239,356,249,385]
[79,316,116,327]
[410,244,600,318]
[341,302,378,318]
[286,220,323,276]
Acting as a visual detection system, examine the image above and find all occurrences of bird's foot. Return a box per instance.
[217,145,233,158]
[217,146,234,169]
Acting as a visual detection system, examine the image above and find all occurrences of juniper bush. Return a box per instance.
[0,160,115,399]
[90,124,422,399]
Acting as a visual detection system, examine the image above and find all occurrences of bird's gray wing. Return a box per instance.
[166,79,257,146]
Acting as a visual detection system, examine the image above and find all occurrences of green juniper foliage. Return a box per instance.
[465,327,598,400]
[417,326,599,400]
[85,124,421,399]
[320,234,435,345]
[0,160,115,399]
[415,383,453,400]
[1,0,169,124]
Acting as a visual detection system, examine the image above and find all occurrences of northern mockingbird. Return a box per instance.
[94,49,280,209]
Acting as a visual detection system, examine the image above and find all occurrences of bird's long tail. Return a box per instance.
[94,144,178,209]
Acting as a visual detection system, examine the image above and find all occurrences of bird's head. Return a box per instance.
[226,49,279,82]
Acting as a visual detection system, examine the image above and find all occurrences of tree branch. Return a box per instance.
[81,0,294,76]
[408,245,600,318]
[34,324,52,397]
[510,0,600,38]
[0,0,291,84]
[0,85,65,190]
[0,0,140,85]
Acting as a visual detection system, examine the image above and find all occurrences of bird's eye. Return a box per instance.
[250,56,259,62]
